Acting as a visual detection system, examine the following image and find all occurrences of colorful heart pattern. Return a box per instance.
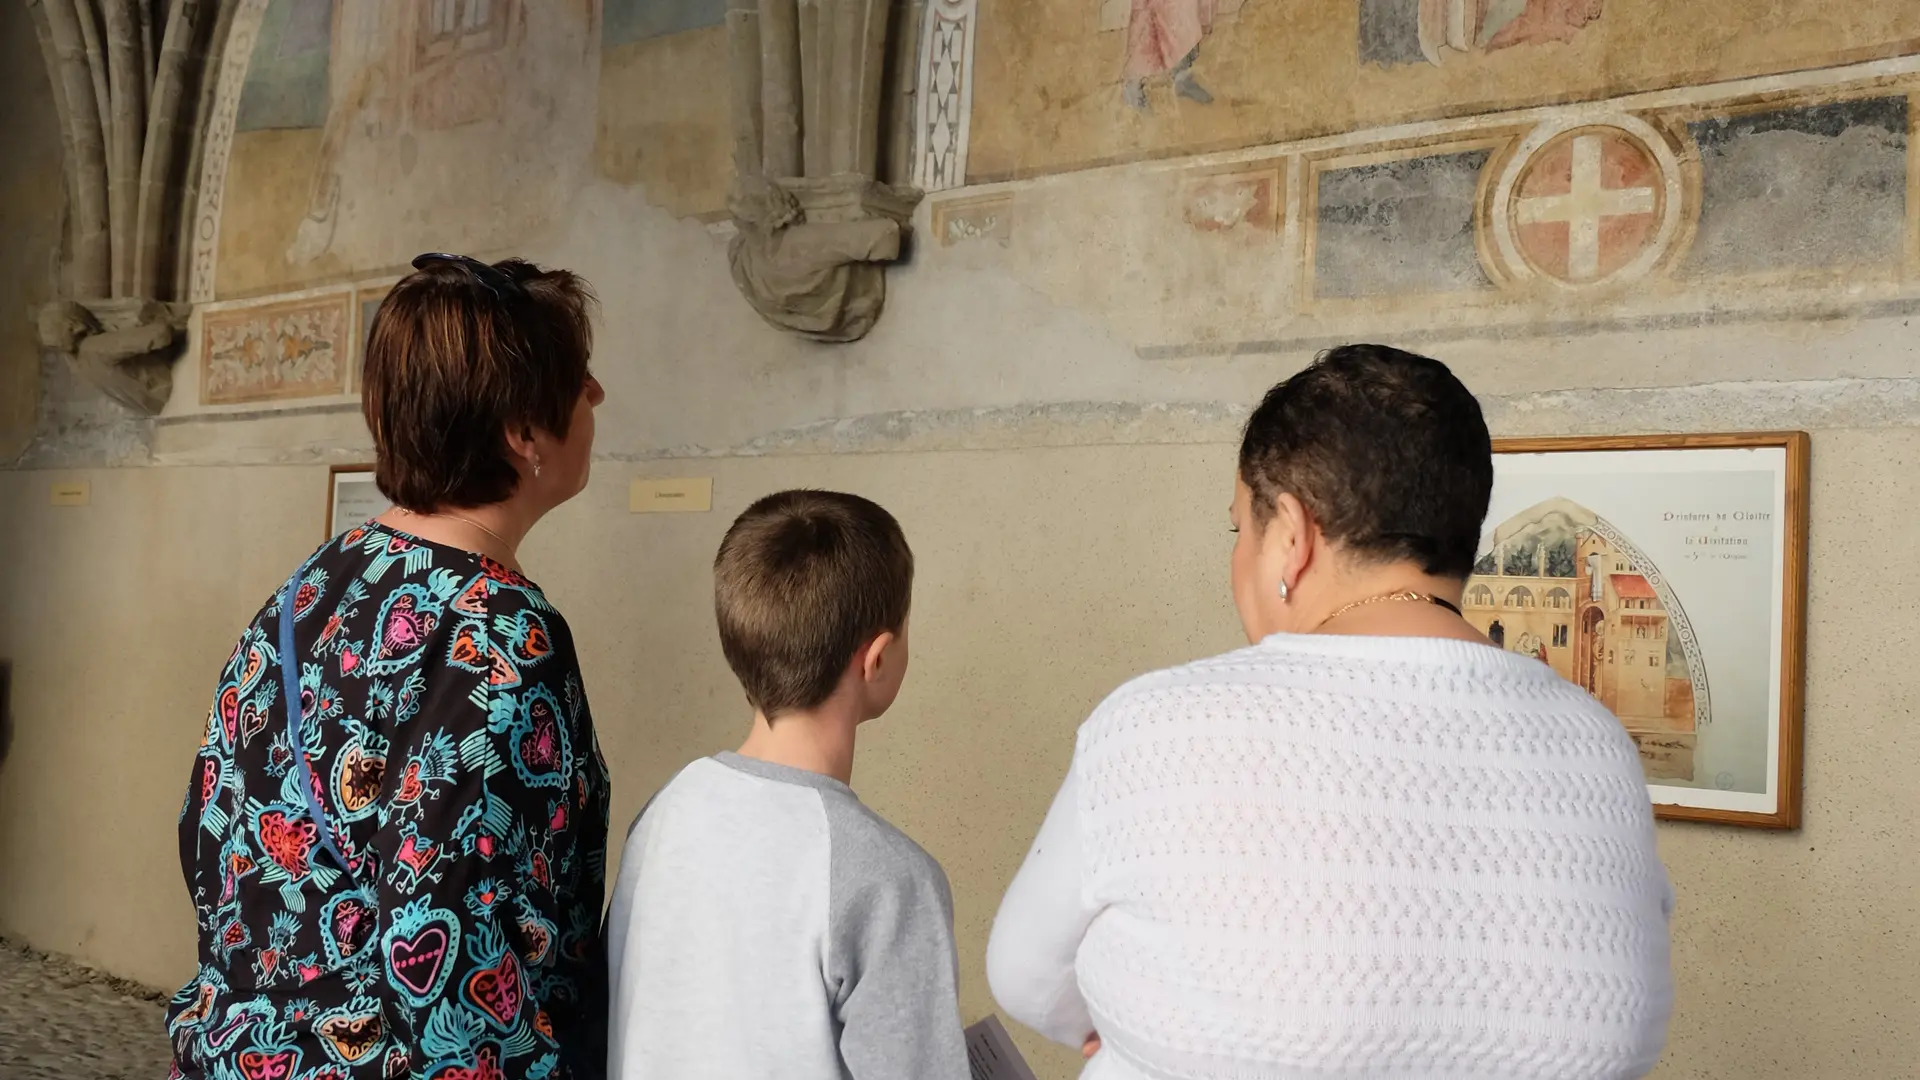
[238,1048,300,1080]
[219,686,242,747]
[335,743,386,818]
[508,687,572,790]
[517,914,555,967]
[321,893,376,964]
[452,574,491,616]
[171,523,609,1078]
[487,648,521,691]
[427,1043,505,1080]
[316,1008,384,1065]
[238,698,269,748]
[447,622,487,672]
[381,905,461,1007]
[388,925,449,998]
[395,761,425,805]
[396,833,439,876]
[465,952,524,1030]
[366,587,443,675]
[254,808,316,880]
[380,595,435,659]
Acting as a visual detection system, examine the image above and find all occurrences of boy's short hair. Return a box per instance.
[714,490,914,718]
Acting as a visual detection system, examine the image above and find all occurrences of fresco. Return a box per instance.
[214,0,599,296]
[967,0,1920,181]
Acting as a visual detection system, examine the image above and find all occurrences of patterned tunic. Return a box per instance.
[169,523,610,1080]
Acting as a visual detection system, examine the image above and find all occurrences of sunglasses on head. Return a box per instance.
[411,252,522,300]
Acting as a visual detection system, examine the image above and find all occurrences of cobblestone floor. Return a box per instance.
[0,940,171,1079]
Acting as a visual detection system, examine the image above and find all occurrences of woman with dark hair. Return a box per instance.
[169,255,610,1080]
[987,345,1674,1079]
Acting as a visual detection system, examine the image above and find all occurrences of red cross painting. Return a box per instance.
[1510,127,1665,284]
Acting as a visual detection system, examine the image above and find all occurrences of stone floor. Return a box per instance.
[0,940,171,1079]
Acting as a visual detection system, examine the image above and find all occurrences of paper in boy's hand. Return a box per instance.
[966,1015,1039,1080]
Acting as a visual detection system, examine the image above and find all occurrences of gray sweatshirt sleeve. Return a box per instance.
[821,794,971,1080]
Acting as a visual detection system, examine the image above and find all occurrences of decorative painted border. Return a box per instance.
[195,287,356,407]
[1299,132,1519,309]
[188,0,271,304]
[915,0,979,192]
[1146,64,1920,355]
[931,192,1014,246]
[1482,114,1691,291]
[1177,161,1286,234]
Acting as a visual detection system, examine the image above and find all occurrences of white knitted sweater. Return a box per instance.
[987,634,1673,1080]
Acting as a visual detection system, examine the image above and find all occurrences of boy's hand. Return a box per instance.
[1082,1034,1101,1059]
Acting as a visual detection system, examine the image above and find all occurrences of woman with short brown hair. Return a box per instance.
[170,255,611,1080]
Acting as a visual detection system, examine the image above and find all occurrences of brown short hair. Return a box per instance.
[714,490,914,718]
[362,257,596,510]
[1238,344,1493,579]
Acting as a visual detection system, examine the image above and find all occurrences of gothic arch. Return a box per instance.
[1482,496,1711,728]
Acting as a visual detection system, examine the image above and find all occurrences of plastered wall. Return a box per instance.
[3,354,1918,1080]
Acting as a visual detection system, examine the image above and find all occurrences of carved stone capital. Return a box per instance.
[35,297,190,416]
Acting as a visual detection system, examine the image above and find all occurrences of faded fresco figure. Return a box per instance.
[1105,0,1247,110]
[1482,0,1605,50]
[282,0,597,271]
[1124,0,1215,108]
[1360,0,1604,67]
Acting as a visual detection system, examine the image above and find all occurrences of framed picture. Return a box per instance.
[1468,432,1810,828]
[327,465,391,539]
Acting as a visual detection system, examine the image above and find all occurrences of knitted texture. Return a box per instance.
[1074,635,1673,1080]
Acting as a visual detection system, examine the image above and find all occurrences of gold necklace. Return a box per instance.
[1315,589,1462,630]
[398,508,516,557]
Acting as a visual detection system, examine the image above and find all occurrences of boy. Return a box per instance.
[606,489,970,1080]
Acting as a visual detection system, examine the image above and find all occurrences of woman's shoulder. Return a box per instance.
[1075,635,1591,742]
[1075,642,1275,734]
[323,523,567,618]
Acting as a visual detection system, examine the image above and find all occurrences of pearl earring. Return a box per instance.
[533,455,543,479]
[1277,581,1290,603]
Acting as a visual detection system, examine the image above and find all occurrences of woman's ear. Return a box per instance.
[503,424,535,464]
[1266,492,1312,589]
[502,424,544,477]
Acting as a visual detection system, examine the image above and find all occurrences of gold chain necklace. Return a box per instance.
[1315,589,1462,631]
[398,508,516,557]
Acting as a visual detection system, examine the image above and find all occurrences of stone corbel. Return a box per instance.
[725,0,924,342]
[26,0,237,415]
[727,174,921,342]
[36,298,190,416]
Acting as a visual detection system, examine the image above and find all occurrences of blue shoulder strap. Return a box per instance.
[279,571,351,872]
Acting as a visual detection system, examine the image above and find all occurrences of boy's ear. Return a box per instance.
[859,631,897,684]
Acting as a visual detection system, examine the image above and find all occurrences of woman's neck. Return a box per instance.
[377,500,537,572]
[1306,572,1485,643]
